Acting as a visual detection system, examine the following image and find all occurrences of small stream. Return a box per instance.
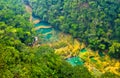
[22,1,107,77]
[24,1,85,66]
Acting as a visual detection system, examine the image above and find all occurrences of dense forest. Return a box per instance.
[30,0,120,59]
[0,0,120,78]
[0,0,93,78]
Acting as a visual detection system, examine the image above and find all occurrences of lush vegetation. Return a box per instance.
[30,0,120,59]
[101,72,120,78]
[0,0,93,78]
[0,0,34,45]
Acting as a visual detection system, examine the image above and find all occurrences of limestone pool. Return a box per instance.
[65,49,88,66]
[34,21,50,27]
[34,21,54,43]
[66,57,84,66]
[34,20,85,66]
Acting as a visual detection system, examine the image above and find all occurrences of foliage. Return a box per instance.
[0,0,120,77]
[0,0,93,77]
[101,72,120,78]
[109,42,120,59]
[29,0,120,58]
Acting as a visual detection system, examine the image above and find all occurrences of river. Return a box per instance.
[23,1,120,77]
[24,3,87,65]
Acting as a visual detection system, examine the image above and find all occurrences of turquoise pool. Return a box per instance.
[34,21,50,27]
[34,21,53,42]
[66,57,84,66]
[36,28,52,34]
[80,48,87,53]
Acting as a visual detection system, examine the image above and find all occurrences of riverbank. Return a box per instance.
[33,20,41,24]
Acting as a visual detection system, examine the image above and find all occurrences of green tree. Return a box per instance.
[109,42,120,59]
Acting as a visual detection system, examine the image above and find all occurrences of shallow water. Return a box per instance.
[36,28,52,34]
[34,21,85,66]
[34,21,50,27]
[66,57,84,66]
[80,48,87,53]
[34,20,57,43]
